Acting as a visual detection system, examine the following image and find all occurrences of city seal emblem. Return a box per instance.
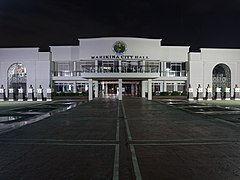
[113,41,127,54]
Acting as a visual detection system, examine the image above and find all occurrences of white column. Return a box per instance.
[131,84,134,96]
[89,79,93,101]
[148,79,152,100]
[142,60,145,72]
[102,82,105,96]
[73,61,77,71]
[106,83,108,94]
[152,83,155,93]
[119,60,121,73]
[160,62,164,76]
[163,81,167,92]
[73,81,77,93]
[135,84,138,96]
[118,79,122,100]
[94,81,98,98]
[174,82,178,91]
[95,60,98,72]
[142,81,146,98]
[73,61,77,76]
[160,82,164,92]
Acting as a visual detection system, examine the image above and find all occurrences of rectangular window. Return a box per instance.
[58,63,69,71]
[146,61,160,73]
[76,83,88,94]
[164,62,187,77]
[80,61,95,72]
[182,62,186,71]
[166,62,171,69]
[54,83,73,93]
[167,83,174,92]
[177,83,186,92]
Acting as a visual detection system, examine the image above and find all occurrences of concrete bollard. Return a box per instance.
[0,85,6,101]
[8,88,15,101]
[18,87,24,101]
[197,84,203,101]
[215,87,222,100]
[37,85,44,101]
[187,84,194,101]
[27,85,34,101]
[225,87,231,100]
[234,85,240,100]
[206,84,212,100]
[46,86,53,101]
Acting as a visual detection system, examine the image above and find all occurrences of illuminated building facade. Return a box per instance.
[0,37,240,100]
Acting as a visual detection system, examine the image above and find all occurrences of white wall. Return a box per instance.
[0,48,39,89]
[78,37,189,62]
[50,46,79,62]
[0,48,50,97]
[201,48,240,62]
[159,46,190,62]
[78,37,162,59]
[189,49,240,97]
[35,52,51,96]
[188,53,203,97]
[0,48,39,61]
[50,38,189,63]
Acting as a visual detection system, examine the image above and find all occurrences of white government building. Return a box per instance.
[0,37,240,101]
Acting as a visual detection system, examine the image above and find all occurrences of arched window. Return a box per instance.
[212,63,231,97]
[7,63,27,95]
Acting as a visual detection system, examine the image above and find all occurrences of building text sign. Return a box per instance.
[91,55,149,60]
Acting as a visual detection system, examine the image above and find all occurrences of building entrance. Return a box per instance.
[99,80,141,97]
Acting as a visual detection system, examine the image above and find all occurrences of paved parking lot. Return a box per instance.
[1,98,240,179]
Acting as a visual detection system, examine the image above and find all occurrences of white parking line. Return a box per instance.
[130,144,142,180]
[113,144,119,180]
[0,141,117,146]
[0,138,117,143]
[121,101,142,180]
[116,102,120,142]
[121,101,132,141]
[113,102,120,180]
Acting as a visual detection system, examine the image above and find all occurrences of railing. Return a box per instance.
[52,69,187,77]
[162,70,187,77]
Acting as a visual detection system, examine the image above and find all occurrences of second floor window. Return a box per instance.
[58,63,69,71]
[166,62,186,76]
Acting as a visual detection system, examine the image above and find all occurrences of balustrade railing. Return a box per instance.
[52,66,187,77]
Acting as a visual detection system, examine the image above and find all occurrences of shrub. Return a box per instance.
[181,91,187,96]
[171,91,181,96]
[52,92,81,96]
[160,92,170,96]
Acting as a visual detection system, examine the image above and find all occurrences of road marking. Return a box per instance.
[113,102,120,180]
[131,139,240,143]
[0,138,117,142]
[121,101,142,180]
[0,139,118,146]
[130,145,142,180]
[0,141,117,146]
[116,102,120,142]
[113,144,119,180]
[132,139,240,146]
[121,101,132,141]
[133,142,240,146]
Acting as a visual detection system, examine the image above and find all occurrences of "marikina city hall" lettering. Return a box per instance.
[91,55,149,60]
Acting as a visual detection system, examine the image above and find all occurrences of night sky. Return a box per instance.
[0,0,240,52]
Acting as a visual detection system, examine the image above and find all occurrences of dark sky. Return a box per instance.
[0,0,240,51]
